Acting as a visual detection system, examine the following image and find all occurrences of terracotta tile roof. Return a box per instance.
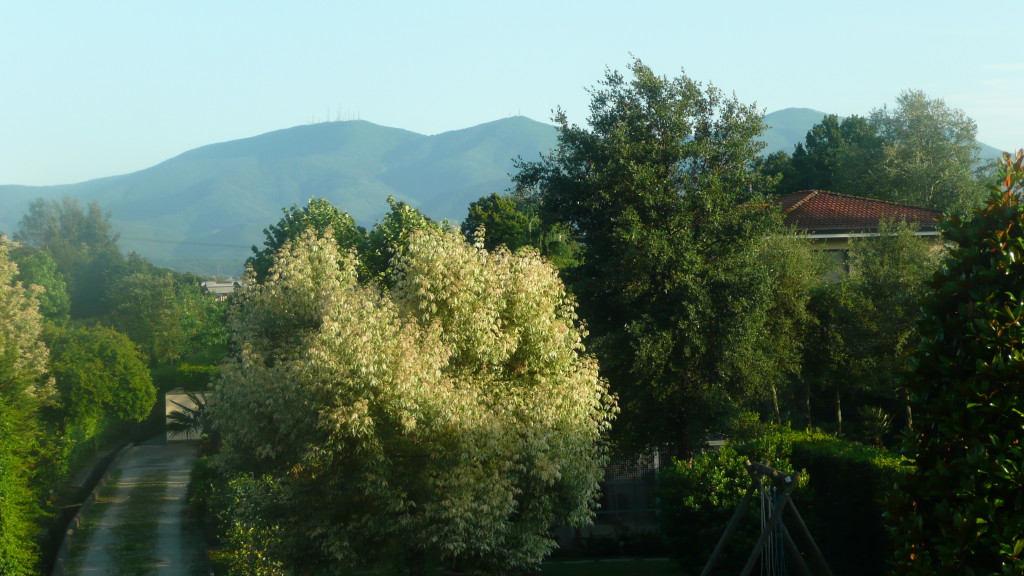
[776,190,942,234]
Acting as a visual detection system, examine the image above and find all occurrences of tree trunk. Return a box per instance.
[835,390,843,436]
[804,386,812,429]
[770,384,782,425]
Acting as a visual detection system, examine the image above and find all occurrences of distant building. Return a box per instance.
[201,279,242,301]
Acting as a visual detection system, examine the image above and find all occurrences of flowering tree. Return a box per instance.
[0,238,50,575]
[210,222,615,574]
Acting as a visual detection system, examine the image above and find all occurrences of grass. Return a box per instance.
[541,558,687,576]
[204,553,687,576]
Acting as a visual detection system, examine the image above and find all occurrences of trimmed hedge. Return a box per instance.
[789,434,903,576]
[658,429,904,576]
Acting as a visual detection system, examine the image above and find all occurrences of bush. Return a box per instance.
[887,152,1024,575]
[658,428,802,573]
[175,363,219,391]
[659,427,901,576]
[789,435,903,575]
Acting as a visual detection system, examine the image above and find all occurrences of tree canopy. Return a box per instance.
[764,91,986,213]
[211,214,615,574]
[0,238,50,575]
[888,151,1024,574]
[513,58,804,451]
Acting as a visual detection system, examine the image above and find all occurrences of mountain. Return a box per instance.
[0,111,1005,275]
[0,117,558,275]
[762,108,829,154]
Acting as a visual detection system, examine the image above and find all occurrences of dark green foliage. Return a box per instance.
[888,151,1024,575]
[9,246,70,320]
[803,220,941,434]
[793,114,880,195]
[789,434,902,575]
[462,192,533,252]
[462,192,579,268]
[658,428,801,573]
[514,58,803,451]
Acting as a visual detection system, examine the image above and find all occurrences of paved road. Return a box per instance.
[65,440,202,576]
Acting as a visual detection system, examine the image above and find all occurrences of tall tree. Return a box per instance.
[804,221,941,434]
[869,90,985,211]
[514,58,794,451]
[210,224,615,574]
[0,238,50,575]
[887,151,1024,575]
[791,114,881,194]
[15,197,123,318]
[834,91,986,212]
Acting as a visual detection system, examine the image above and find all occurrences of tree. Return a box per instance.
[0,237,50,575]
[804,221,941,435]
[15,197,123,318]
[462,193,533,252]
[513,58,794,451]
[106,268,217,366]
[43,322,156,441]
[9,245,70,320]
[863,90,986,212]
[247,198,365,283]
[790,114,881,195]
[210,224,615,574]
[462,193,580,269]
[887,151,1024,574]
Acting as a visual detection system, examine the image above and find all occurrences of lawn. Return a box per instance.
[541,558,687,576]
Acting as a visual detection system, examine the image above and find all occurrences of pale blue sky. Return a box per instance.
[2,1,1021,186]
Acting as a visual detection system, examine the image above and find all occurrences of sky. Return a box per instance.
[2,1,1022,186]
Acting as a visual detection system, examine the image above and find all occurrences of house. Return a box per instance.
[776,190,943,275]
[776,190,942,249]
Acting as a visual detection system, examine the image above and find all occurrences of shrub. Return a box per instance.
[789,434,903,575]
[887,151,1024,575]
[658,427,802,573]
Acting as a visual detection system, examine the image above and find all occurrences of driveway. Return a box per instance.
[64,439,204,576]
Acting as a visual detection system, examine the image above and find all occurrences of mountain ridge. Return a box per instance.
[0,111,1004,275]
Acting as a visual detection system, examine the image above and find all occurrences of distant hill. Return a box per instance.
[0,111,1005,275]
[762,108,829,154]
[0,117,558,274]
